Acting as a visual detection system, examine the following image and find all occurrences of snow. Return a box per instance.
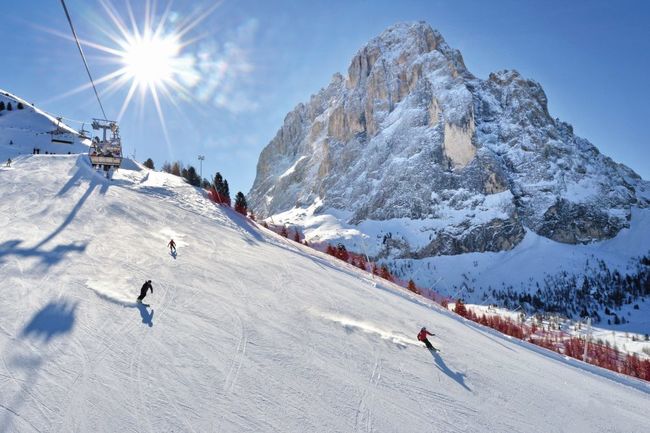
[401,206,650,293]
[0,153,649,432]
[278,155,307,179]
[0,89,88,162]
[271,191,515,255]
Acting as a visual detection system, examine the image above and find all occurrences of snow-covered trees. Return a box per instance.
[234,192,248,215]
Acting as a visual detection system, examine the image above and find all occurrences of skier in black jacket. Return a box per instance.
[137,280,153,302]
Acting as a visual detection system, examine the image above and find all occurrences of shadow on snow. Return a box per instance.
[20,299,77,342]
[88,288,154,327]
[0,162,111,270]
[430,350,471,392]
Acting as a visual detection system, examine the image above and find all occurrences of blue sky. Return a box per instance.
[2,0,649,195]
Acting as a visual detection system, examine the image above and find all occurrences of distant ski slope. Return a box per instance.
[0,89,87,161]
[0,154,648,432]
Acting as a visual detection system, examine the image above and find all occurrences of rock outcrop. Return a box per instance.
[248,22,649,258]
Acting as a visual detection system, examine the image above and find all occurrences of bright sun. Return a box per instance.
[52,0,220,129]
[120,31,181,89]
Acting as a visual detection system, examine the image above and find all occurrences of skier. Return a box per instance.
[417,326,436,351]
[137,280,153,303]
[167,239,176,254]
[5,158,11,167]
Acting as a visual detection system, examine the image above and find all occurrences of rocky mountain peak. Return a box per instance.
[248,22,649,260]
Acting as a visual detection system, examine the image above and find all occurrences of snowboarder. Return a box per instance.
[137,280,153,303]
[417,326,436,351]
[167,239,176,254]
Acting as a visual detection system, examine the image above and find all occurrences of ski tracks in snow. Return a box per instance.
[222,307,248,395]
[129,279,201,433]
[354,349,383,433]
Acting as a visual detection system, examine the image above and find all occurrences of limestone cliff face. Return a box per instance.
[248,22,649,258]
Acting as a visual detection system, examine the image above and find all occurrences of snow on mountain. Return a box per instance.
[249,22,650,252]
[0,150,649,431]
[0,88,88,162]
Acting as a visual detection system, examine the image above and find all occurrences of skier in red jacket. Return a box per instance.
[417,327,436,351]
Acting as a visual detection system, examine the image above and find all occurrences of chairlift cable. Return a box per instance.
[60,0,108,120]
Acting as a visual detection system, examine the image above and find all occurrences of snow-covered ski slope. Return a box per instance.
[0,89,88,160]
[0,155,648,433]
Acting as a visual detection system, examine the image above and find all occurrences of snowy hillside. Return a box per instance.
[0,154,648,432]
[0,89,88,162]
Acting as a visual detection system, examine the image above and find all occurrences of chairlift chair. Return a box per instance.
[88,118,123,173]
[50,117,75,144]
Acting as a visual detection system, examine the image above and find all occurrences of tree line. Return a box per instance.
[0,101,25,112]
[142,158,249,217]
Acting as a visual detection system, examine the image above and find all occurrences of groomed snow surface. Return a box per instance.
[0,155,649,432]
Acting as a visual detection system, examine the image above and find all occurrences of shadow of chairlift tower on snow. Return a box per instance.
[0,159,111,271]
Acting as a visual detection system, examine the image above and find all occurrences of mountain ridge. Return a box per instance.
[248,22,648,261]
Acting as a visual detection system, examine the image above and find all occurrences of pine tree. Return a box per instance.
[454,299,468,317]
[293,231,301,242]
[234,192,248,215]
[336,244,349,262]
[17,102,24,109]
[0,101,5,111]
[161,161,172,173]
[280,226,288,238]
[356,255,367,271]
[222,180,231,206]
[6,102,12,111]
[407,279,418,294]
[171,161,181,176]
[185,166,200,186]
[380,265,393,281]
[143,158,155,170]
[212,173,225,203]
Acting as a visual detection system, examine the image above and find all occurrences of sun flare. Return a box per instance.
[119,30,181,89]
[48,0,221,147]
